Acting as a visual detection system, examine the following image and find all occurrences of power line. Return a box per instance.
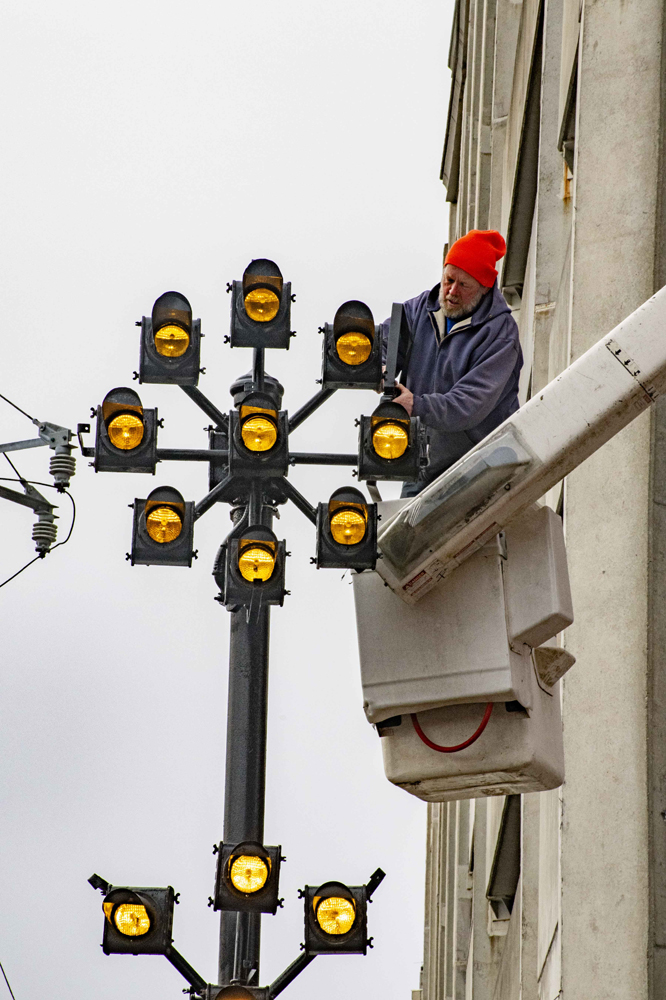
[0,554,41,590]
[4,453,26,483]
[0,958,16,1000]
[0,392,35,424]
[51,489,76,551]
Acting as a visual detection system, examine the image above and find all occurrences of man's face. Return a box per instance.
[439,264,487,319]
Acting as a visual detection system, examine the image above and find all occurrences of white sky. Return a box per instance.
[0,2,454,997]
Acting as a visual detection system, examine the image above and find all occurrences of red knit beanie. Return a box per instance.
[445,230,506,287]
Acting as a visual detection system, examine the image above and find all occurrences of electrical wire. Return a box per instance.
[51,489,76,551]
[0,391,35,424]
[4,453,25,482]
[0,554,42,590]
[0,958,16,1000]
[411,703,494,753]
[0,478,76,589]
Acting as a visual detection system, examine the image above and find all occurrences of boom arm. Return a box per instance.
[376,284,666,603]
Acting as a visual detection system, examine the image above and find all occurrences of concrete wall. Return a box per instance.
[562,1,662,996]
[423,0,666,996]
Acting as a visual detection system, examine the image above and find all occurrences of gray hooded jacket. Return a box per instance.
[381,282,523,483]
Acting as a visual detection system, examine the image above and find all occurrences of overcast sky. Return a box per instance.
[0,2,454,997]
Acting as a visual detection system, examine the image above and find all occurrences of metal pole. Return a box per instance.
[268,954,316,998]
[219,499,272,987]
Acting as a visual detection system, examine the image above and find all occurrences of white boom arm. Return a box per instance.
[376,285,666,603]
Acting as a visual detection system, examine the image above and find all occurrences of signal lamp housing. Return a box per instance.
[131,486,195,567]
[316,486,377,570]
[100,884,175,956]
[138,291,202,385]
[321,300,382,391]
[228,390,289,479]
[357,401,428,482]
[94,387,158,473]
[230,259,292,350]
[303,880,368,955]
[214,526,287,612]
[213,841,282,914]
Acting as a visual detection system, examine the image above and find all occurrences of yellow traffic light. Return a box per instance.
[151,291,192,358]
[146,505,183,543]
[107,413,144,450]
[229,854,270,894]
[317,487,376,569]
[241,414,278,452]
[106,901,151,937]
[244,288,280,323]
[239,400,279,453]
[238,541,277,582]
[336,331,372,366]
[242,260,283,324]
[154,324,190,357]
[330,507,367,545]
[372,421,409,459]
[314,895,356,935]
[102,389,147,452]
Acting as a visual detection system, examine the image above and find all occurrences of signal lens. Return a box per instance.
[336,332,372,366]
[244,289,280,323]
[238,545,276,582]
[154,324,190,358]
[229,855,269,894]
[330,509,367,545]
[241,416,277,452]
[315,896,356,936]
[113,903,151,937]
[108,413,144,450]
[372,422,409,460]
[146,506,183,543]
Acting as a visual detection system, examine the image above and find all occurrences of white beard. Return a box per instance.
[439,285,487,319]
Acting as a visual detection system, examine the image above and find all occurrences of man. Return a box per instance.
[381,229,523,496]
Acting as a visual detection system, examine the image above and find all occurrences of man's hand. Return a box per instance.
[394,383,414,415]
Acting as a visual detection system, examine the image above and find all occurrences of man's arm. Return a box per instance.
[411,338,520,432]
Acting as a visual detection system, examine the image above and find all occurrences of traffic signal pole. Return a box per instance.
[220,601,271,985]
[219,350,274,986]
[84,274,392,998]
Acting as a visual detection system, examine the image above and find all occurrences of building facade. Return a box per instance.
[417,1,666,997]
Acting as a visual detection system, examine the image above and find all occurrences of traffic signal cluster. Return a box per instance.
[88,273,429,585]
[86,262,406,998]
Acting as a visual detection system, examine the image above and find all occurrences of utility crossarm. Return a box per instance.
[0,482,53,514]
[0,420,73,456]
